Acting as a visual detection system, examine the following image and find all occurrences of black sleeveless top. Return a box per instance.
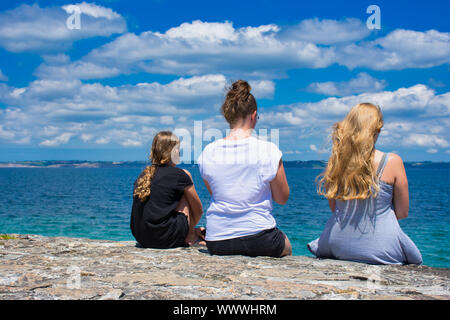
[130,164,193,248]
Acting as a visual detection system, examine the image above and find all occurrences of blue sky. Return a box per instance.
[0,0,449,161]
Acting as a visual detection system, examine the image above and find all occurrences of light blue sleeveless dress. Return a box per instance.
[307,153,422,265]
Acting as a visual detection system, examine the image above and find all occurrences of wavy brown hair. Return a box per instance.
[221,80,257,126]
[133,131,180,202]
[317,103,384,200]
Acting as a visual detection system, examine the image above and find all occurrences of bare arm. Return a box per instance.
[390,154,409,220]
[182,170,203,225]
[203,179,212,195]
[270,159,290,205]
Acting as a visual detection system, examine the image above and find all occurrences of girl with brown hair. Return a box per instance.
[131,131,204,248]
[308,103,422,265]
[198,80,292,257]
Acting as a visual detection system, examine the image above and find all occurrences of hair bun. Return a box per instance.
[221,80,257,125]
[231,80,251,95]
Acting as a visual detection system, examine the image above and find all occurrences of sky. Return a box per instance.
[0,0,449,162]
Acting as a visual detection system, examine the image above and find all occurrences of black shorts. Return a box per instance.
[135,211,189,249]
[206,227,286,258]
[169,211,190,248]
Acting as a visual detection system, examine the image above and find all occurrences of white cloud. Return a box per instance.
[0,74,275,147]
[0,125,15,140]
[0,11,449,157]
[260,84,450,152]
[309,144,329,154]
[284,150,302,155]
[0,74,448,156]
[95,137,110,145]
[279,18,370,45]
[10,88,26,98]
[40,132,72,147]
[248,80,275,99]
[307,72,387,96]
[35,60,122,80]
[37,20,335,80]
[120,139,143,147]
[80,133,93,142]
[404,134,448,148]
[160,116,174,125]
[383,121,414,132]
[31,19,450,82]
[62,2,122,20]
[164,20,239,42]
[261,111,305,126]
[337,29,450,70]
[0,3,126,52]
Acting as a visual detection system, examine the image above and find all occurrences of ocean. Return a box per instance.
[0,165,448,268]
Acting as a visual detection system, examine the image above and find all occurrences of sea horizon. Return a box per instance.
[1,159,450,168]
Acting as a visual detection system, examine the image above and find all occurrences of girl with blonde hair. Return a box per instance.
[131,131,204,248]
[308,103,422,265]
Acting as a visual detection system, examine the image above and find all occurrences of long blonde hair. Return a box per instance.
[317,103,384,200]
[133,131,180,202]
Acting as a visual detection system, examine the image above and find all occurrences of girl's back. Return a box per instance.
[308,152,422,264]
[198,136,281,240]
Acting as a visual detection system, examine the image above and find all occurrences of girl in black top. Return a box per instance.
[131,131,204,248]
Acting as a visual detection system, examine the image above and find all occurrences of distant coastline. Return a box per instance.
[0,160,449,169]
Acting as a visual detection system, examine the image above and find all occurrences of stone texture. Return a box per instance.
[0,234,448,300]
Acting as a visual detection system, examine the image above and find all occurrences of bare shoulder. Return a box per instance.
[182,169,192,178]
[384,153,406,183]
[387,153,404,167]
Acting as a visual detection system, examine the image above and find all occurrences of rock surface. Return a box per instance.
[0,234,448,300]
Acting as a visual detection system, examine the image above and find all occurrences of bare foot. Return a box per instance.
[185,227,206,246]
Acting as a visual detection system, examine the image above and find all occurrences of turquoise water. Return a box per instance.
[0,166,448,268]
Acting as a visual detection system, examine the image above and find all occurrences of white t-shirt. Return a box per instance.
[197,136,282,241]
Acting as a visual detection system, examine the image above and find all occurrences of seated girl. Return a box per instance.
[130,131,204,248]
[308,103,422,265]
[198,80,292,258]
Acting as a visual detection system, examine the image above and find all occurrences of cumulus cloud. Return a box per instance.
[62,2,122,20]
[0,125,15,140]
[0,74,275,147]
[336,29,450,70]
[35,19,336,80]
[279,18,370,45]
[0,77,448,156]
[404,133,448,148]
[284,150,303,155]
[0,9,448,157]
[164,20,241,42]
[0,3,126,52]
[32,19,450,82]
[260,84,450,152]
[35,60,122,80]
[309,144,330,154]
[40,132,73,147]
[306,72,387,96]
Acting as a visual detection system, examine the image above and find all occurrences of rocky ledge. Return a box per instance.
[0,234,448,300]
